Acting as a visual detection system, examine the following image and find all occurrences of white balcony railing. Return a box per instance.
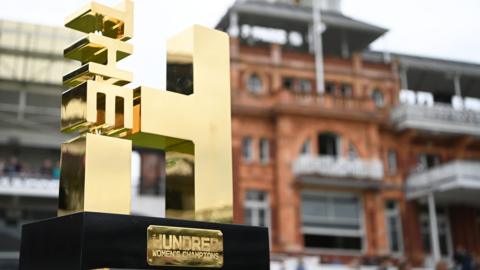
[293,155,384,180]
[0,176,166,216]
[406,160,480,199]
[0,176,59,198]
[391,103,480,136]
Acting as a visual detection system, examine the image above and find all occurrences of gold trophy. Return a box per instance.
[18,1,269,269]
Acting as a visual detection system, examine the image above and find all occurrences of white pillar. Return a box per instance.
[400,67,408,90]
[228,12,239,38]
[312,0,324,94]
[453,73,462,97]
[18,90,26,120]
[428,193,441,263]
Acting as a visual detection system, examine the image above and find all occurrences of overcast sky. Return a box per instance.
[2,0,479,88]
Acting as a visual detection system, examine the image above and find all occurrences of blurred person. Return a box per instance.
[4,156,22,175]
[52,160,61,179]
[436,261,448,270]
[349,258,361,270]
[296,257,305,270]
[40,159,53,177]
[278,259,287,270]
[398,259,412,270]
[378,256,393,270]
[455,246,475,270]
[139,151,164,195]
[331,257,342,265]
[475,255,480,270]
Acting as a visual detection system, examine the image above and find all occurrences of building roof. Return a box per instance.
[363,50,480,98]
[364,50,480,77]
[217,1,386,33]
[216,0,387,55]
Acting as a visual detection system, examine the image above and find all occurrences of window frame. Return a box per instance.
[301,190,366,254]
[387,149,397,175]
[341,83,353,97]
[420,209,453,258]
[246,73,263,94]
[417,153,441,172]
[298,78,312,94]
[372,89,385,108]
[244,190,271,228]
[259,138,270,164]
[325,81,337,95]
[384,200,404,255]
[242,137,254,162]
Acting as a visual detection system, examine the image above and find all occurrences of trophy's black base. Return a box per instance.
[19,212,269,270]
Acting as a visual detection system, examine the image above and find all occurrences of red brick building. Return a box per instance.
[217,0,480,266]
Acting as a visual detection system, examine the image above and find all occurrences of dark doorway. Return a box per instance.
[318,133,338,157]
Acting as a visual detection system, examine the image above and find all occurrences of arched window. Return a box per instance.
[317,132,339,158]
[247,73,263,93]
[372,89,384,108]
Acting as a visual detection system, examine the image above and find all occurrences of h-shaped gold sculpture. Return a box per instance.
[59,0,233,223]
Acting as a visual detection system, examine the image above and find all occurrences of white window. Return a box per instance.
[372,89,384,108]
[259,138,270,163]
[385,200,403,254]
[242,137,253,161]
[301,191,364,251]
[244,190,270,227]
[387,149,397,175]
[299,79,312,94]
[247,74,263,93]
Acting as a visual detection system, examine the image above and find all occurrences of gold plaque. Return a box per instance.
[147,225,224,268]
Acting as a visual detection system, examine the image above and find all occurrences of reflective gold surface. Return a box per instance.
[58,133,131,216]
[65,0,133,41]
[147,225,223,267]
[59,0,134,216]
[61,0,233,224]
[63,32,133,88]
[61,80,133,135]
[127,25,233,223]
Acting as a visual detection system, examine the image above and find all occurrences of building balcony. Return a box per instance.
[293,155,384,181]
[0,175,166,217]
[391,103,480,136]
[0,176,59,198]
[233,90,385,121]
[406,160,480,203]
